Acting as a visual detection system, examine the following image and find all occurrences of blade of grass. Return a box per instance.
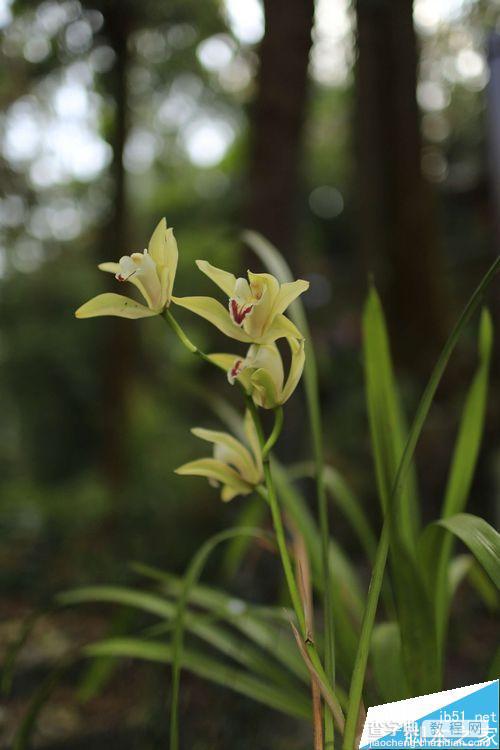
[342,255,500,750]
[168,526,268,750]
[371,622,409,703]
[434,513,500,589]
[364,287,439,696]
[85,638,311,720]
[58,584,301,693]
[2,608,52,696]
[13,659,74,750]
[131,563,308,680]
[220,496,267,581]
[289,462,377,564]
[429,310,493,651]
[362,285,420,552]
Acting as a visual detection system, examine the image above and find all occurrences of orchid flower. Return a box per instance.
[175,411,263,502]
[75,218,178,320]
[172,261,309,344]
[210,338,305,410]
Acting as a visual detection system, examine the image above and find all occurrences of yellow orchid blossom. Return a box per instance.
[75,218,178,319]
[210,338,305,410]
[175,411,263,502]
[172,261,309,344]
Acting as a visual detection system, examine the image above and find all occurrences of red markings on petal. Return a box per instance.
[229,298,253,326]
[228,359,243,384]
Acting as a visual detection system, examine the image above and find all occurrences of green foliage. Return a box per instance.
[343,256,500,750]
[435,514,500,590]
[370,623,409,703]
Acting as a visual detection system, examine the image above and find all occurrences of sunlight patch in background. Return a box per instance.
[311,0,353,87]
[223,0,264,45]
[0,0,12,29]
[182,118,236,168]
[414,0,470,32]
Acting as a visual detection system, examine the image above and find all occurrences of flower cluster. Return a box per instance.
[76,218,309,500]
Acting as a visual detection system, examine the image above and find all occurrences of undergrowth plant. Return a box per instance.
[5,220,500,750]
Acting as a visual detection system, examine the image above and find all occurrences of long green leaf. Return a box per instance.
[13,661,71,750]
[363,286,438,696]
[428,310,493,648]
[467,560,499,611]
[58,584,301,692]
[371,622,409,703]
[131,562,307,680]
[84,638,311,720]
[362,285,420,551]
[289,462,377,563]
[446,554,499,611]
[343,256,500,750]
[442,310,493,517]
[169,527,267,750]
[2,608,51,696]
[435,513,500,589]
[220,496,267,581]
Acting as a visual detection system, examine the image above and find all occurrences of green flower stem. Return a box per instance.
[303,345,336,745]
[262,407,284,458]
[246,398,306,635]
[163,309,213,366]
[245,399,345,731]
[162,309,305,633]
[163,308,344,733]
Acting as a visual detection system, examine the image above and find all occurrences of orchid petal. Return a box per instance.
[98,262,120,274]
[191,427,258,483]
[280,337,305,404]
[164,229,178,302]
[207,353,253,391]
[98,260,153,308]
[246,343,284,392]
[243,272,279,339]
[196,260,237,297]
[221,484,242,502]
[175,458,251,496]
[171,296,253,343]
[271,279,309,318]
[250,368,280,409]
[264,314,305,343]
[147,218,167,266]
[147,220,178,304]
[75,293,157,320]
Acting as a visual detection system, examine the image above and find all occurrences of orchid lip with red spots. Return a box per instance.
[229,298,254,326]
[228,358,244,384]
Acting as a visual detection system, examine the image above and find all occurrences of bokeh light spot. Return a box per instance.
[309,186,344,219]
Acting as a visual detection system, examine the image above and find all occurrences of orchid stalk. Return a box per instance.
[75,218,344,746]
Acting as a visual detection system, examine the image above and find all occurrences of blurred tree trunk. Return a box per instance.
[98,10,134,493]
[355,0,447,369]
[246,0,314,257]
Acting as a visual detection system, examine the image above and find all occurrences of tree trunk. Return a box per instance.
[355,0,447,369]
[97,10,134,493]
[246,0,314,258]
